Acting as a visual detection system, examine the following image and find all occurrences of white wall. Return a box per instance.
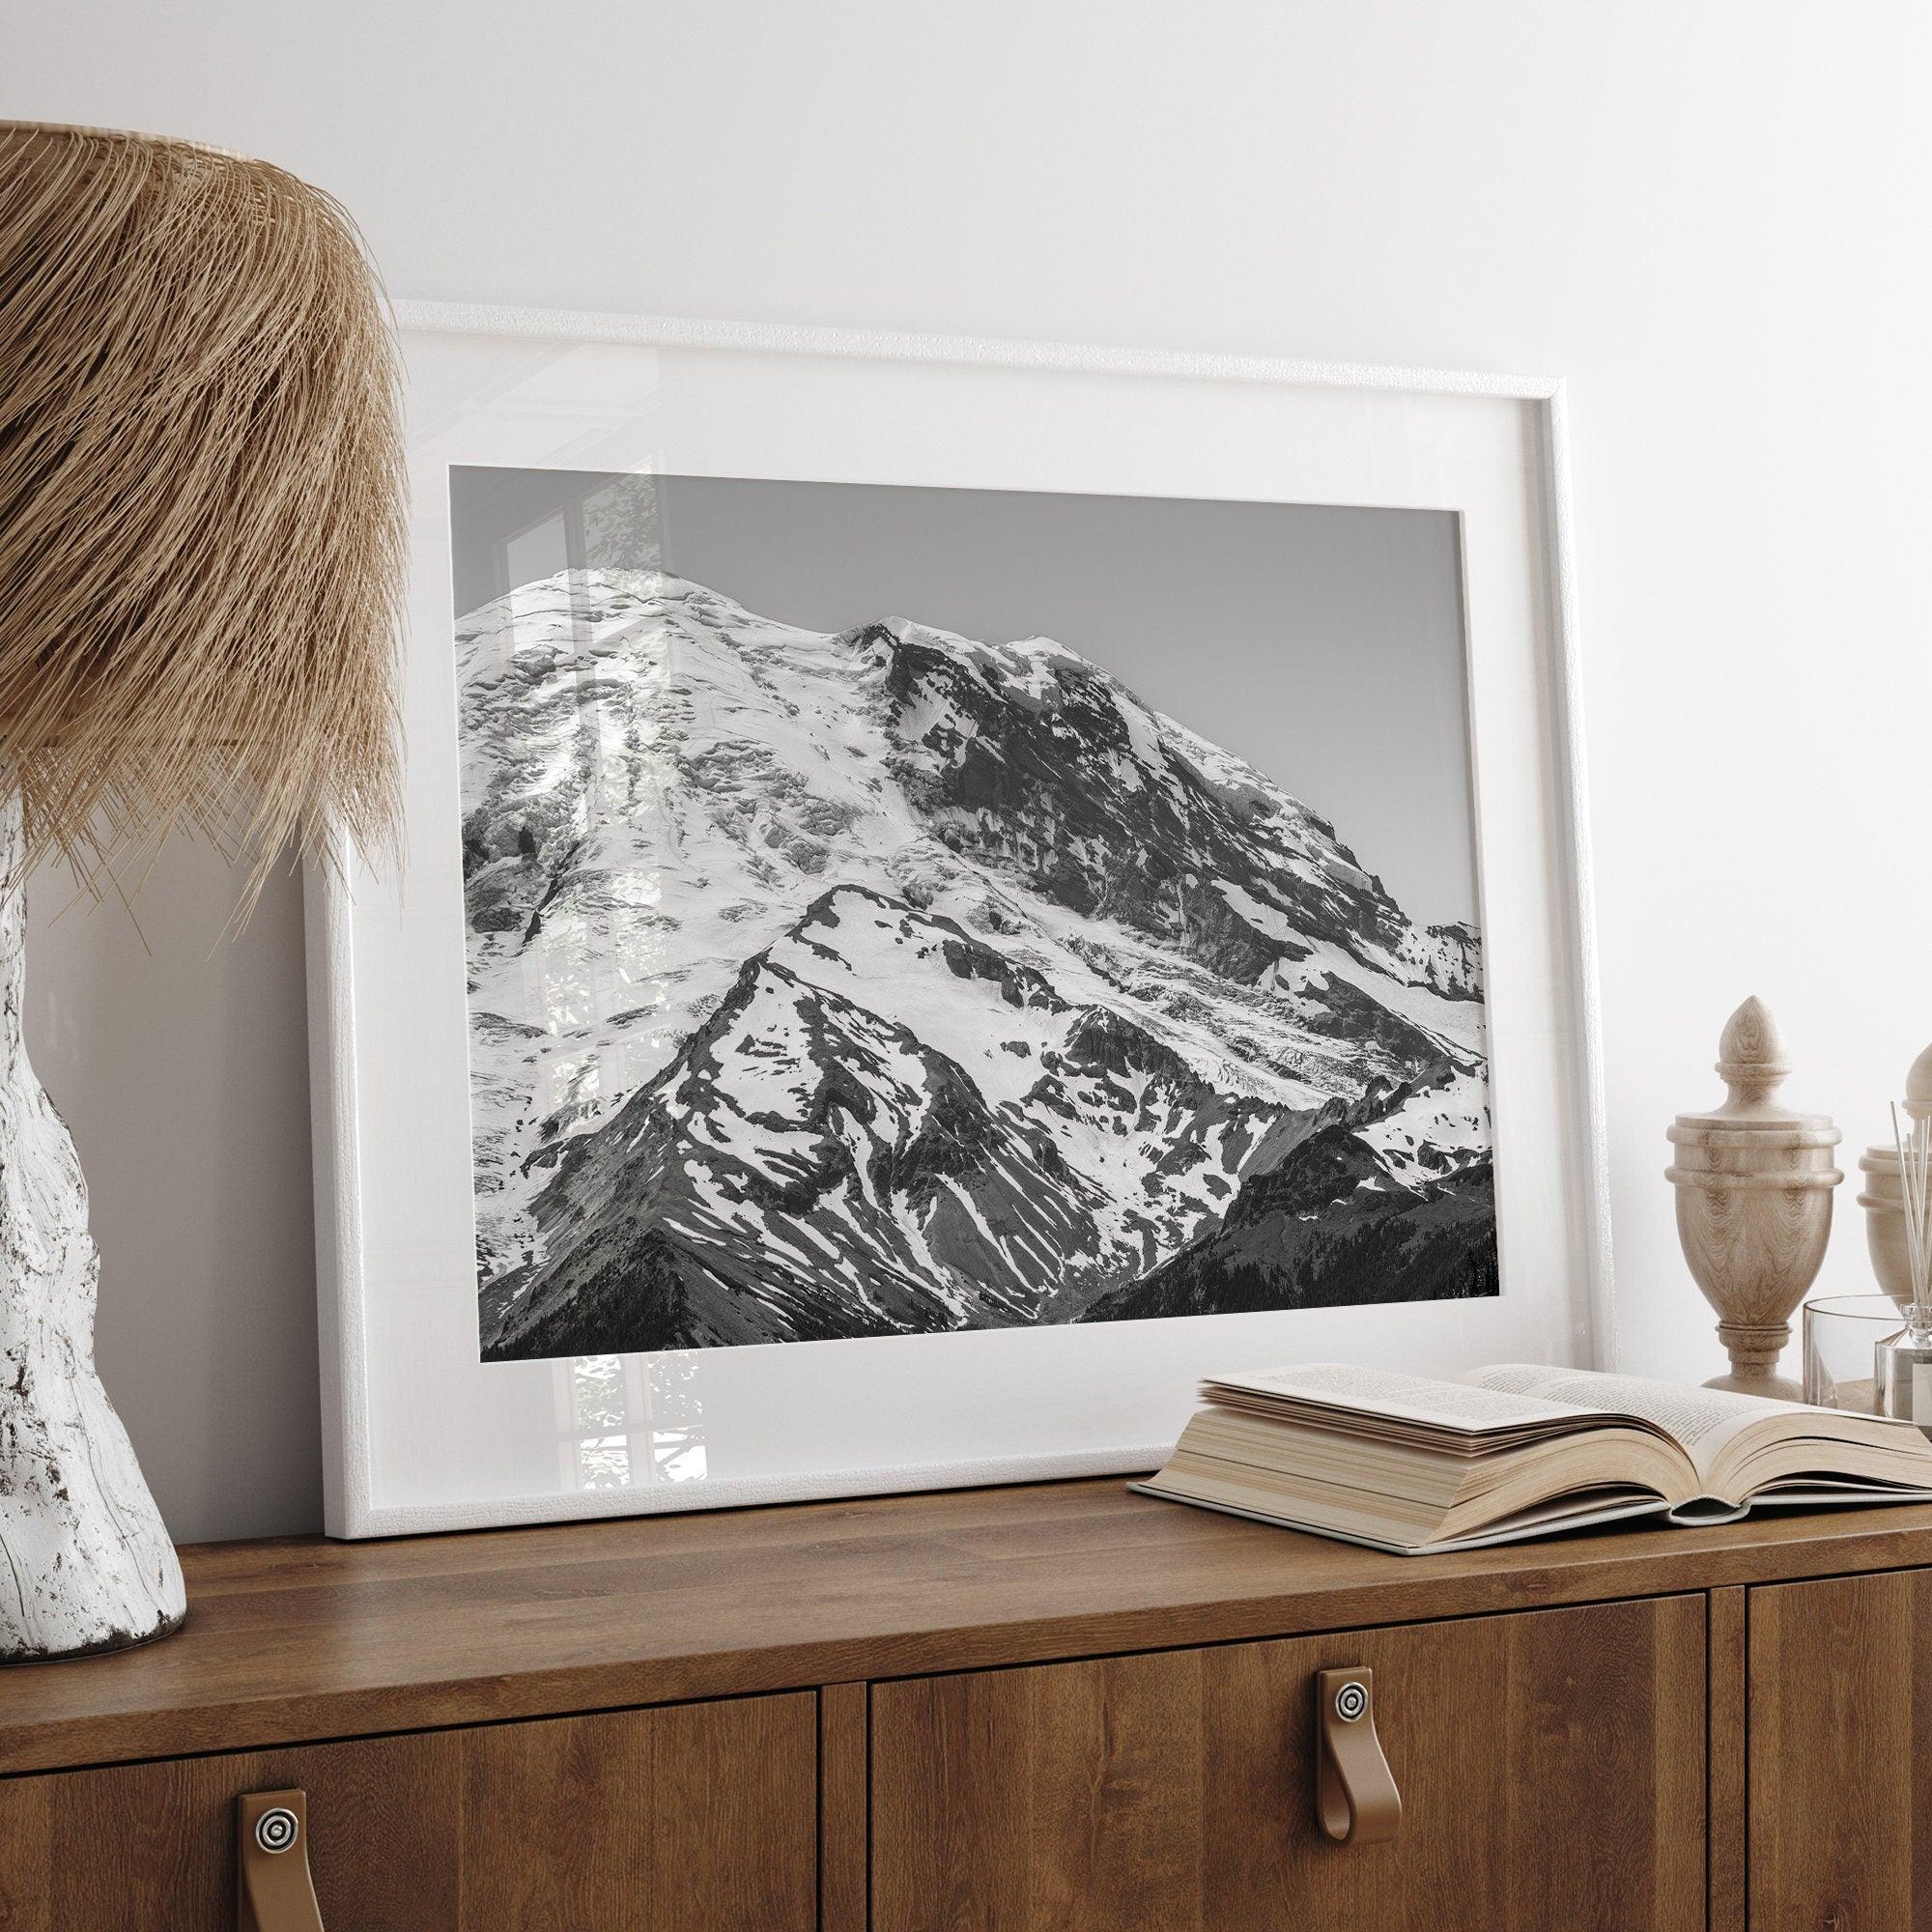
[9,0,1931,1543]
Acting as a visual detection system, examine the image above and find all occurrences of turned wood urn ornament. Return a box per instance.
[1666,998,1842,1401]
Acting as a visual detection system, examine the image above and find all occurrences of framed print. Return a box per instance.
[305,304,1611,1537]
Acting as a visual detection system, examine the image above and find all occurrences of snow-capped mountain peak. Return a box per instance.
[455,568,1492,1355]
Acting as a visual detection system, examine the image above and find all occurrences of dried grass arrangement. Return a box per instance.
[0,121,405,901]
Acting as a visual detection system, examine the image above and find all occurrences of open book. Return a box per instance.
[1132,1362,1932,1554]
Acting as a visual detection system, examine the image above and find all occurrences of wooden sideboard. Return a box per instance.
[1,1477,1929,1929]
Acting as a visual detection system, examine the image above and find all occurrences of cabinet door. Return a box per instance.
[0,1691,816,1931]
[1749,1568,1932,1930]
[872,1595,1705,1932]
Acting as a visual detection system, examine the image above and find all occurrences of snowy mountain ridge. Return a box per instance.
[456,568,1493,1355]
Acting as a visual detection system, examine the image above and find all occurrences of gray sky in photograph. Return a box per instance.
[449,468,1477,927]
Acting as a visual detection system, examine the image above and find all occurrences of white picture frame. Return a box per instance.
[306,302,1611,1538]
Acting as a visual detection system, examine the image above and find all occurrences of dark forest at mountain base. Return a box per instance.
[1081,1137,1498,1323]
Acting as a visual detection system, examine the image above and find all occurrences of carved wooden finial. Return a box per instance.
[1907,1040,1932,1121]
[1714,996,1791,1114]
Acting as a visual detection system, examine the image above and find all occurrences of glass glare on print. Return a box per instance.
[450,466,1496,1363]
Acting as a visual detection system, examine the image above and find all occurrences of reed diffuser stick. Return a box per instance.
[1889,1101,1932,1340]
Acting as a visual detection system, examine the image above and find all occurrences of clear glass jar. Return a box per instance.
[1802,1293,1903,1413]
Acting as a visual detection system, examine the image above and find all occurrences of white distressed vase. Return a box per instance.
[0,795,185,1661]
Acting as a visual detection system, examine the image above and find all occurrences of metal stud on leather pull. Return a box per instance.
[238,1790,326,1931]
[1315,1667,1401,1845]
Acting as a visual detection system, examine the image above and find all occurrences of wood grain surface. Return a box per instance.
[1749,1568,1932,1930]
[871,1593,1707,1932]
[0,1692,816,1931]
[1,1478,1930,1777]
[1706,1585,1747,1932]
[818,1682,868,1932]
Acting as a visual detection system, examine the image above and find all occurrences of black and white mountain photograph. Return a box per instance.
[453,467,1495,1362]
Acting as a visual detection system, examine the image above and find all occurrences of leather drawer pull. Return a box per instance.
[238,1789,325,1931]
[1315,1667,1401,1845]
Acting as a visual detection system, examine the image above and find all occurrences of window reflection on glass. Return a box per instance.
[493,476,659,607]
[568,1354,629,1489]
[461,468,673,1303]
[502,512,568,611]
[562,1352,707,1491]
[572,1353,626,1432]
